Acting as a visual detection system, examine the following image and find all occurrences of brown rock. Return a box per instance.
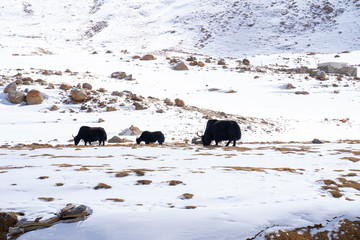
[108,136,124,143]
[197,61,205,67]
[140,54,155,61]
[133,102,145,110]
[70,89,87,102]
[4,82,16,93]
[107,106,116,112]
[164,98,173,106]
[111,72,127,79]
[217,59,226,65]
[0,212,18,232]
[285,83,296,89]
[60,83,72,90]
[316,71,327,80]
[50,105,59,111]
[26,90,44,105]
[175,98,185,107]
[173,62,188,70]
[82,83,92,90]
[8,91,26,104]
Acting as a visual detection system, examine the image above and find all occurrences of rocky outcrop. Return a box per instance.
[3,82,16,93]
[318,62,357,77]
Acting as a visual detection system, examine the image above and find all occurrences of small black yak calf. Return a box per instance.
[200,119,241,146]
[136,131,165,145]
[73,126,107,146]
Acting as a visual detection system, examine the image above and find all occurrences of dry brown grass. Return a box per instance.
[263,218,360,240]
[136,180,152,185]
[341,157,360,162]
[106,198,124,202]
[169,180,183,186]
[319,178,360,198]
[185,206,197,209]
[38,197,54,202]
[94,183,112,190]
[217,166,303,174]
[180,193,194,199]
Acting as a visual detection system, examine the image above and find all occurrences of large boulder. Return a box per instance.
[26,90,44,105]
[140,54,155,61]
[173,62,188,71]
[318,62,357,77]
[4,82,16,93]
[8,91,26,104]
[70,89,87,102]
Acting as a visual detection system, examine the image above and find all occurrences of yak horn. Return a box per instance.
[72,134,75,138]
[196,132,202,137]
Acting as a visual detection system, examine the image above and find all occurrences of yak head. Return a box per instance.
[197,132,211,146]
[73,135,81,145]
[136,137,141,144]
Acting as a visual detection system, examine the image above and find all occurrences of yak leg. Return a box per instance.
[233,140,236,146]
[225,140,231,146]
[215,141,219,146]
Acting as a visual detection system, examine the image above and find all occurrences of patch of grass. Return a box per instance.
[136,180,152,185]
[38,197,54,202]
[169,180,183,186]
[179,193,193,199]
[94,183,112,190]
[185,206,197,209]
[106,198,124,202]
[263,218,360,240]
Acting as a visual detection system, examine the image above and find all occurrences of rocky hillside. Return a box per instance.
[0,0,359,57]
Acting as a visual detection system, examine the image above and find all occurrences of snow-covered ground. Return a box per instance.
[0,0,360,239]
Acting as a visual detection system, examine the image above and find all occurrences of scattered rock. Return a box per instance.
[70,89,87,102]
[197,61,205,67]
[318,62,357,77]
[140,54,155,61]
[108,136,124,143]
[285,83,296,89]
[243,58,250,66]
[312,138,324,144]
[164,98,173,106]
[175,98,185,107]
[217,59,226,65]
[173,62,188,70]
[98,118,105,123]
[316,71,327,80]
[26,90,44,105]
[120,125,142,136]
[0,212,18,233]
[60,83,72,90]
[8,91,26,104]
[133,102,145,110]
[107,106,116,112]
[50,105,59,111]
[4,82,16,93]
[191,137,202,145]
[82,83,92,90]
[111,72,127,79]
[46,83,55,89]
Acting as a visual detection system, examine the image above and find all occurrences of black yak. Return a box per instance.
[73,126,107,146]
[136,131,165,145]
[199,120,241,146]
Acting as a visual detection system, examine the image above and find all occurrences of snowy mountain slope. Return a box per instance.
[0,0,359,57]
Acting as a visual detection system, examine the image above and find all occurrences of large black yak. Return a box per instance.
[199,120,241,146]
[136,131,165,145]
[73,126,107,146]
